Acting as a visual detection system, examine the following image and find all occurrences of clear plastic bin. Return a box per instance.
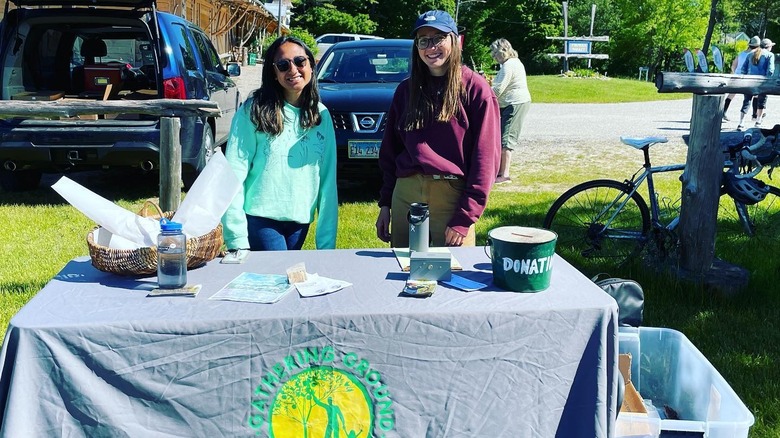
[616,399,661,438]
[618,327,754,438]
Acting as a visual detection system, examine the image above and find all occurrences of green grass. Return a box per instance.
[0,77,776,437]
[528,75,690,103]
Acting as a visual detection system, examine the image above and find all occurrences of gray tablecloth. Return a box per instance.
[0,248,618,437]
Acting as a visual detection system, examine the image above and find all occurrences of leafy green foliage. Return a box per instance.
[292,3,377,38]
[262,28,318,58]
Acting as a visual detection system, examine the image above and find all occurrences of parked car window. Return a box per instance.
[191,30,221,73]
[174,23,198,71]
[318,46,411,84]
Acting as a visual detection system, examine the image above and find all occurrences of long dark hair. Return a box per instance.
[250,36,321,136]
[403,32,464,131]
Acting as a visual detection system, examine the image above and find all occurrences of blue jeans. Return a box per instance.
[246,215,309,251]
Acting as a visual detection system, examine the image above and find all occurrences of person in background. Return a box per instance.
[222,36,338,251]
[737,36,775,131]
[755,38,776,122]
[375,10,500,248]
[490,38,531,184]
[723,36,758,122]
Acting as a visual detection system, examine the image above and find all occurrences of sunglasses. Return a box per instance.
[274,56,308,72]
[416,34,448,50]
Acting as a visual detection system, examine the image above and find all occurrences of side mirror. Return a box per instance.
[227,62,241,77]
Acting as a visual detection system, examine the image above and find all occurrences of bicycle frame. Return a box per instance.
[594,147,685,243]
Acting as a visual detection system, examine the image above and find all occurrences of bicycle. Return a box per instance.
[542,127,780,269]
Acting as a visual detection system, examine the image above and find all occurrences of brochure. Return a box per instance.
[209,272,294,304]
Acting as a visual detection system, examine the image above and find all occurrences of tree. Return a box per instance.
[370,0,450,39]
[609,0,710,76]
[291,3,377,37]
[463,0,561,73]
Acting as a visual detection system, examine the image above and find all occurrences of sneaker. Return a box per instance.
[722,114,730,121]
[755,121,762,127]
[495,176,512,185]
[737,124,745,131]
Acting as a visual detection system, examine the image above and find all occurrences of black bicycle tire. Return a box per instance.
[544,179,652,268]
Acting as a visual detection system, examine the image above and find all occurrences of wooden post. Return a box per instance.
[159,117,182,212]
[678,95,723,276]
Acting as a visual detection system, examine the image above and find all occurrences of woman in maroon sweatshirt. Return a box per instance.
[375,10,501,247]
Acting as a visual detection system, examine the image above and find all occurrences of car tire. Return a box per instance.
[0,169,42,192]
[183,122,215,190]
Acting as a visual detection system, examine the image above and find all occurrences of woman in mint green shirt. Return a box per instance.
[222,36,338,251]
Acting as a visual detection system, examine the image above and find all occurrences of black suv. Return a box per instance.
[316,39,412,184]
[0,0,241,191]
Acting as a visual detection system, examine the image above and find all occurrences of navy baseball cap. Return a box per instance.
[411,10,458,36]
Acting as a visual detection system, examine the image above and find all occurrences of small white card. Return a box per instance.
[295,273,352,297]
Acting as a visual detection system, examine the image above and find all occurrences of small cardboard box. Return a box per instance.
[12,90,64,101]
[616,353,660,438]
[409,251,452,281]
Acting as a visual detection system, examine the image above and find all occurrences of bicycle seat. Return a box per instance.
[620,136,668,149]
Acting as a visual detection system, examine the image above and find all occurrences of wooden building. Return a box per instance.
[1,0,286,59]
[157,0,284,57]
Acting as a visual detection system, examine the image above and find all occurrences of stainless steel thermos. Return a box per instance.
[408,202,430,252]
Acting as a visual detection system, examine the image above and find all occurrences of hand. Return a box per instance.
[376,206,391,243]
[444,226,465,246]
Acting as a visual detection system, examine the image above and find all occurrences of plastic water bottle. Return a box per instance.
[408,202,430,252]
[157,219,187,289]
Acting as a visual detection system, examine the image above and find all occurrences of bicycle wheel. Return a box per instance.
[544,179,652,268]
[718,185,780,246]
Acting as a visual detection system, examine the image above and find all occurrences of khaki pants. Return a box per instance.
[390,174,476,247]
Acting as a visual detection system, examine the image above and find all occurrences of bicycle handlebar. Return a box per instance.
[732,132,775,179]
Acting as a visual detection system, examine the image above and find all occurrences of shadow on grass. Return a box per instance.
[0,170,164,206]
[337,178,382,204]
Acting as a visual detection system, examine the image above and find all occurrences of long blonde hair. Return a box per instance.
[402,33,463,131]
[752,47,762,65]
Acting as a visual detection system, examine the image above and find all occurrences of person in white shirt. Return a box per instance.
[489,38,531,184]
[723,36,759,122]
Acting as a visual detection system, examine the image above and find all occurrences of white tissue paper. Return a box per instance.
[53,176,160,248]
[53,149,241,249]
[173,149,240,238]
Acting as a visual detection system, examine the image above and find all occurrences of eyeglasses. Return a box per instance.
[416,34,448,50]
[274,56,308,72]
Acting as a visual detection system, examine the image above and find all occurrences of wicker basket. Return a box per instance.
[86,201,223,276]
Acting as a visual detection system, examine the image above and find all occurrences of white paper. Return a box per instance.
[173,149,241,238]
[295,273,352,297]
[92,227,140,250]
[53,176,159,248]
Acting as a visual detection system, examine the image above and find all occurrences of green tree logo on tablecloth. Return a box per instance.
[268,366,372,438]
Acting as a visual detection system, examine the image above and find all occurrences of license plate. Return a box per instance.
[348,140,380,159]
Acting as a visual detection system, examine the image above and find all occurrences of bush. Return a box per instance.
[260,28,318,59]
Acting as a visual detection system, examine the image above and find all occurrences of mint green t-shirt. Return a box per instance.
[221,98,338,249]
